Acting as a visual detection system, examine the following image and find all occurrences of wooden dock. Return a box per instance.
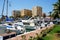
[0,32,16,40]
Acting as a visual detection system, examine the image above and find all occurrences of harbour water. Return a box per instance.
[0,26,6,34]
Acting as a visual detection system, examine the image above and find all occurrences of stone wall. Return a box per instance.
[7,24,54,40]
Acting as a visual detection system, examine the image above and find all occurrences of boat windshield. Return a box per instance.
[14,24,23,28]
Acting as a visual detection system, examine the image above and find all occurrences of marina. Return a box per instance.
[0,17,54,40]
[0,0,60,40]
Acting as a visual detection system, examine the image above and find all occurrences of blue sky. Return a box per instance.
[0,0,57,17]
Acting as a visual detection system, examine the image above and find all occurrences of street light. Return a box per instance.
[49,12,52,22]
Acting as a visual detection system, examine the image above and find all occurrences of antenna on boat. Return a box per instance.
[6,0,11,17]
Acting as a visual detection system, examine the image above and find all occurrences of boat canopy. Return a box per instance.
[5,16,14,22]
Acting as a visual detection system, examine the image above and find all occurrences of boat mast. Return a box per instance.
[6,0,8,17]
[1,0,5,20]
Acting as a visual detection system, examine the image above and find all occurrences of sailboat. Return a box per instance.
[0,0,25,34]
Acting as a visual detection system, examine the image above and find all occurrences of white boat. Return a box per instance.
[2,23,25,34]
[20,17,40,30]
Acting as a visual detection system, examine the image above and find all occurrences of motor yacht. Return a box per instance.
[1,23,25,34]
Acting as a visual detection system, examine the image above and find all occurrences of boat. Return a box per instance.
[1,22,25,34]
[19,17,41,30]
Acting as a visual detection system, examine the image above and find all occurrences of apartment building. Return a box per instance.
[12,10,20,18]
[32,6,42,17]
[20,9,32,17]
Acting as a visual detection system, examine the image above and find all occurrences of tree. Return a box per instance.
[9,16,14,18]
[52,0,60,19]
[1,15,6,21]
[43,13,46,18]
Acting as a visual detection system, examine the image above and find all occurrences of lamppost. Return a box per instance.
[49,12,52,22]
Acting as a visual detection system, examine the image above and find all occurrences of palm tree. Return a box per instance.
[52,0,60,19]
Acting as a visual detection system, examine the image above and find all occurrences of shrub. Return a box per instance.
[21,35,26,40]
[29,36,33,40]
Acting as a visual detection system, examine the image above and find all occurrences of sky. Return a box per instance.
[0,0,57,17]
